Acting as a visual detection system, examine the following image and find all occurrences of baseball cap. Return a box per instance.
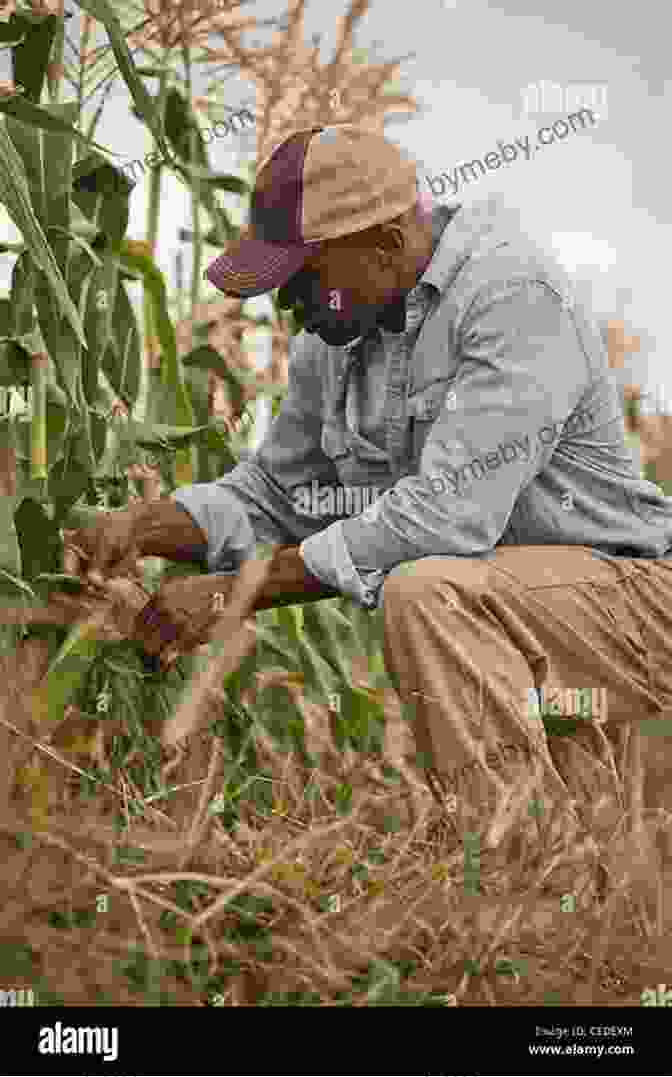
[204,124,420,299]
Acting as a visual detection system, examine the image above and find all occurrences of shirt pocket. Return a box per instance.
[320,420,389,487]
[407,379,455,463]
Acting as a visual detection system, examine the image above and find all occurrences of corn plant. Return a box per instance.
[0,0,413,835]
[0,1,284,817]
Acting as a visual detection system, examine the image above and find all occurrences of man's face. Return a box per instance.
[276,231,410,347]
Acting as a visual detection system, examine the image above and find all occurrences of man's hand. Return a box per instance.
[62,505,145,588]
[132,545,338,670]
[63,500,210,588]
[133,573,238,667]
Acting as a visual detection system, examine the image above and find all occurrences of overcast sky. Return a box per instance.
[0,0,669,406]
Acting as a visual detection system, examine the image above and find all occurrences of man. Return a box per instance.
[69,124,672,846]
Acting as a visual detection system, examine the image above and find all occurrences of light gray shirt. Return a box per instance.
[173,196,672,610]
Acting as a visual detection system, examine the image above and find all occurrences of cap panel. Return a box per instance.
[251,128,318,243]
[300,125,419,240]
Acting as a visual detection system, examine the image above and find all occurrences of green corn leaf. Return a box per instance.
[45,376,69,468]
[67,247,97,322]
[274,604,304,652]
[253,619,302,671]
[29,353,47,479]
[226,370,288,400]
[293,618,340,703]
[134,67,169,78]
[164,87,207,168]
[82,255,118,405]
[0,94,111,157]
[117,242,193,426]
[127,419,213,447]
[33,272,79,407]
[0,121,86,350]
[101,281,141,410]
[0,299,11,337]
[14,497,60,581]
[47,227,102,271]
[74,0,172,164]
[5,115,45,228]
[182,364,212,481]
[10,250,37,338]
[301,603,352,684]
[0,17,26,45]
[117,240,194,482]
[31,613,104,727]
[71,155,133,248]
[0,566,36,602]
[0,339,31,387]
[178,221,237,246]
[42,103,79,280]
[69,198,102,240]
[181,344,245,414]
[340,683,386,756]
[11,10,57,105]
[162,88,243,247]
[177,166,250,196]
[48,457,93,526]
[183,364,209,427]
[72,405,97,477]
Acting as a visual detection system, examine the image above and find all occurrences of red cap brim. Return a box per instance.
[204,230,317,298]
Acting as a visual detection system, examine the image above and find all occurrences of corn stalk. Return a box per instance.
[0,1,252,720]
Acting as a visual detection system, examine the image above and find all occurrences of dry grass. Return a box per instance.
[1,638,671,1008]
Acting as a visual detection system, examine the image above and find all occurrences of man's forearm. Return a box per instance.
[133,499,210,562]
[133,499,340,608]
[252,545,340,610]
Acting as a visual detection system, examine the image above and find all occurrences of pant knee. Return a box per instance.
[382,557,490,609]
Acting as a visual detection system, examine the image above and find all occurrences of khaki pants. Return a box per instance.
[381,546,672,848]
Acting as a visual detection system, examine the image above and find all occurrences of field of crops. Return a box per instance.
[0,0,671,1018]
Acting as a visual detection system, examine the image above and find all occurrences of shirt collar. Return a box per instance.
[335,197,518,360]
[343,201,463,352]
[419,195,519,294]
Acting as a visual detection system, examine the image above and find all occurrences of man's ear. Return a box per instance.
[372,221,408,266]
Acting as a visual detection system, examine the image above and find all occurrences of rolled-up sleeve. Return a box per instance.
[300,279,587,599]
[171,483,257,573]
[300,522,385,608]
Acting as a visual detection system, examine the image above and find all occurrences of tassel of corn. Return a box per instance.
[30,352,48,480]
